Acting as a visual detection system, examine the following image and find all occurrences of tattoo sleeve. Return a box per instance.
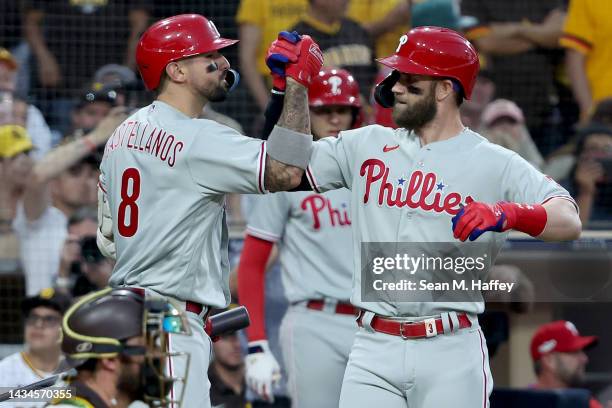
[264,79,311,191]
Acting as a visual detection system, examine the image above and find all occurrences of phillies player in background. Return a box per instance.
[299,27,581,407]
[96,14,323,408]
[238,68,361,407]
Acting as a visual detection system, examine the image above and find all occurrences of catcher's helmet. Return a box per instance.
[375,26,479,107]
[136,14,239,90]
[308,68,361,109]
[62,288,191,406]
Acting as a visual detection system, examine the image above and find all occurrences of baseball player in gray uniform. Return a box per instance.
[300,27,582,407]
[96,15,324,408]
[237,68,361,407]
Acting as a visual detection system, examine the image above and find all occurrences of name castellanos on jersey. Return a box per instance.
[360,158,473,214]
[301,193,351,230]
[104,120,185,168]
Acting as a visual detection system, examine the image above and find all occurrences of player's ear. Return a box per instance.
[99,356,121,373]
[165,61,187,84]
[435,79,454,102]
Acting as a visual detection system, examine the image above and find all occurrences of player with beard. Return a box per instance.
[300,26,581,407]
[530,320,604,408]
[49,288,192,408]
[97,14,323,408]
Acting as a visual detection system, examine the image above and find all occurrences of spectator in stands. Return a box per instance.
[93,64,138,108]
[12,108,126,295]
[543,99,612,181]
[22,1,150,135]
[209,307,247,408]
[568,124,612,226]
[68,85,118,140]
[459,70,496,130]
[290,1,376,98]
[238,0,397,114]
[0,288,71,407]
[56,207,111,297]
[0,125,33,263]
[236,0,308,113]
[480,99,544,168]
[461,1,568,155]
[0,48,52,160]
[530,320,604,408]
[560,0,612,125]
[347,0,411,60]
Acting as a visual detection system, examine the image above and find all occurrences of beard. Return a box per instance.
[555,357,585,387]
[392,87,437,130]
[206,84,228,102]
[117,362,146,402]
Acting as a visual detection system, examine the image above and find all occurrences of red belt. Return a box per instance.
[125,287,208,316]
[305,299,358,316]
[357,311,472,339]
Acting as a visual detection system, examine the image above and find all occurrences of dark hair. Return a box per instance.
[78,358,98,373]
[451,79,464,107]
[573,123,612,159]
[569,122,612,194]
[438,78,464,107]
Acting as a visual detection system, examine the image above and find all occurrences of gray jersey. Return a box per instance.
[247,189,353,303]
[100,101,266,307]
[307,126,576,317]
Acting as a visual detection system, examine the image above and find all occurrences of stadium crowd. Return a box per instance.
[0,0,610,407]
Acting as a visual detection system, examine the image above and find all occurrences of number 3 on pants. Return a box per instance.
[118,167,141,237]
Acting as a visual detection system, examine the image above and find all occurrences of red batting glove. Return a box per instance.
[451,201,547,241]
[284,35,324,87]
[266,31,302,91]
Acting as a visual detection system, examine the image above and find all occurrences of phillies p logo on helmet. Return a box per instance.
[396,35,408,53]
[328,76,343,95]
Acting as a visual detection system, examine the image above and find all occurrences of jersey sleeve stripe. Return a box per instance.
[559,33,592,54]
[305,165,321,193]
[246,226,280,242]
[541,195,579,212]
[257,141,267,194]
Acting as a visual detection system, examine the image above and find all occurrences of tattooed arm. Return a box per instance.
[264,78,311,192]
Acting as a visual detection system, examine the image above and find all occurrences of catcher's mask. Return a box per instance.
[61,288,192,407]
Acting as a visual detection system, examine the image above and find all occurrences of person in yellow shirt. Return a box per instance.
[236,0,410,112]
[347,0,411,59]
[560,0,612,124]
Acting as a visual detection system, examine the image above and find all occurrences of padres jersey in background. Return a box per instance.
[307,126,576,317]
[100,101,266,307]
[290,16,377,97]
[560,0,612,104]
[247,189,353,303]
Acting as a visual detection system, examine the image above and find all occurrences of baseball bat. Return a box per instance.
[205,306,250,341]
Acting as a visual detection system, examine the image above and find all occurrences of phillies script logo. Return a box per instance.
[301,194,351,230]
[360,158,473,215]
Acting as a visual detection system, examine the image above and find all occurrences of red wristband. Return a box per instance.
[500,202,547,237]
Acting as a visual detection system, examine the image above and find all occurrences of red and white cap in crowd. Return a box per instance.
[530,320,598,361]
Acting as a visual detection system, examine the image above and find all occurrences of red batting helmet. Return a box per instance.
[136,14,239,90]
[308,68,361,109]
[377,26,479,99]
